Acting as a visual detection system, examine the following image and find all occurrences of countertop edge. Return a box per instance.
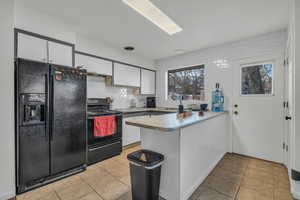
[125,111,227,132]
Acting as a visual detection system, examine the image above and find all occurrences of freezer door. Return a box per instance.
[19,125,50,185]
[16,59,50,188]
[17,58,49,94]
[50,65,87,174]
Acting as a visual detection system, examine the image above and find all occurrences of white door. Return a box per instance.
[48,41,73,67]
[18,33,48,63]
[141,69,155,95]
[232,56,284,163]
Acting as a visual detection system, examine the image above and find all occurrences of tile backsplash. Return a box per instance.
[87,76,148,109]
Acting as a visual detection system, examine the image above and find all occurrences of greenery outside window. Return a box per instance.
[168,65,205,100]
[241,63,273,95]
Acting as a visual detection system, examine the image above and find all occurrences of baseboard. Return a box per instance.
[0,190,15,200]
[122,142,141,150]
[291,187,300,200]
[182,152,226,200]
[159,190,168,200]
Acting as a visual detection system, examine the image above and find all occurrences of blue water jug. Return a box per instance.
[212,83,224,112]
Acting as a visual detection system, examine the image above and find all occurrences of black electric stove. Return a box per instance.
[87,98,122,165]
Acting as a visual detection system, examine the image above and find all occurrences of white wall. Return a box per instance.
[14,2,76,44]
[0,0,15,199]
[155,30,287,110]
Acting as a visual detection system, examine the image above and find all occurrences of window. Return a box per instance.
[241,63,273,95]
[168,65,205,100]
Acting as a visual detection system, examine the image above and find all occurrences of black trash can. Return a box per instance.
[127,149,164,200]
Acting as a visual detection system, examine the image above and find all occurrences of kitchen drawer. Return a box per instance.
[88,140,122,165]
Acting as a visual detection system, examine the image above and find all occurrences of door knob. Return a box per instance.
[234,111,238,115]
[285,116,292,120]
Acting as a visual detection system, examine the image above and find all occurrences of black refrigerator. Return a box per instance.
[15,58,87,194]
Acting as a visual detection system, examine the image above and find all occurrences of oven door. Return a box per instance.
[88,114,122,146]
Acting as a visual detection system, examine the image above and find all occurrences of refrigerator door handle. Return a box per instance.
[49,72,55,141]
[45,73,50,141]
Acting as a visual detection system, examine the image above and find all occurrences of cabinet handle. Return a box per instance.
[42,58,46,62]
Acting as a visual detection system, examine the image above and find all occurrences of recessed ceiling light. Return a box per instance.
[124,46,135,51]
[122,0,183,35]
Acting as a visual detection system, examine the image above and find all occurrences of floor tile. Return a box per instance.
[119,175,131,186]
[78,192,104,200]
[55,180,93,200]
[116,190,132,200]
[93,180,130,200]
[50,174,83,192]
[189,186,232,200]
[17,185,55,200]
[274,188,294,200]
[241,176,274,198]
[204,174,239,197]
[236,186,273,200]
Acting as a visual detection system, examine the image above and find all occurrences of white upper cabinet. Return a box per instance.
[113,63,140,87]
[48,41,73,67]
[141,69,155,94]
[75,54,112,76]
[17,32,73,67]
[18,33,48,63]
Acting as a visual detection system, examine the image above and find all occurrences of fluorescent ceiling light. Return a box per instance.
[122,0,183,35]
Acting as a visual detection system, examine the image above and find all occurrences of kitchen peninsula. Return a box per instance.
[126,111,229,200]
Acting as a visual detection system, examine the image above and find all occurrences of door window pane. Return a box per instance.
[241,63,273,95]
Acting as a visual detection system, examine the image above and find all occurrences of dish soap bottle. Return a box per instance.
[212,83,224,112]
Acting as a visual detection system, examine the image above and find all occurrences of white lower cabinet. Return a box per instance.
[122,119,140,146]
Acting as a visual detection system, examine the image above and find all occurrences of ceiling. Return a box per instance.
[18,0,289,60]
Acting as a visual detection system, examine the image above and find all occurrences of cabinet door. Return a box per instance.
[141,69,155,94]
[75,54,112,76]
[48,41,73,67]
[114,63,140,87]
[18,33,48,63]
[122,119,140,146]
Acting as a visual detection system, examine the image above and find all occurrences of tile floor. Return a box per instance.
[17,146,294,200]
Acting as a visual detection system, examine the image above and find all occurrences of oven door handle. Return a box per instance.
[88,114,122,119]
[89,141,121,152]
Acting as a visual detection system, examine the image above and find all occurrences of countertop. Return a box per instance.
[115,107,178,113]
[125,111,227,132]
